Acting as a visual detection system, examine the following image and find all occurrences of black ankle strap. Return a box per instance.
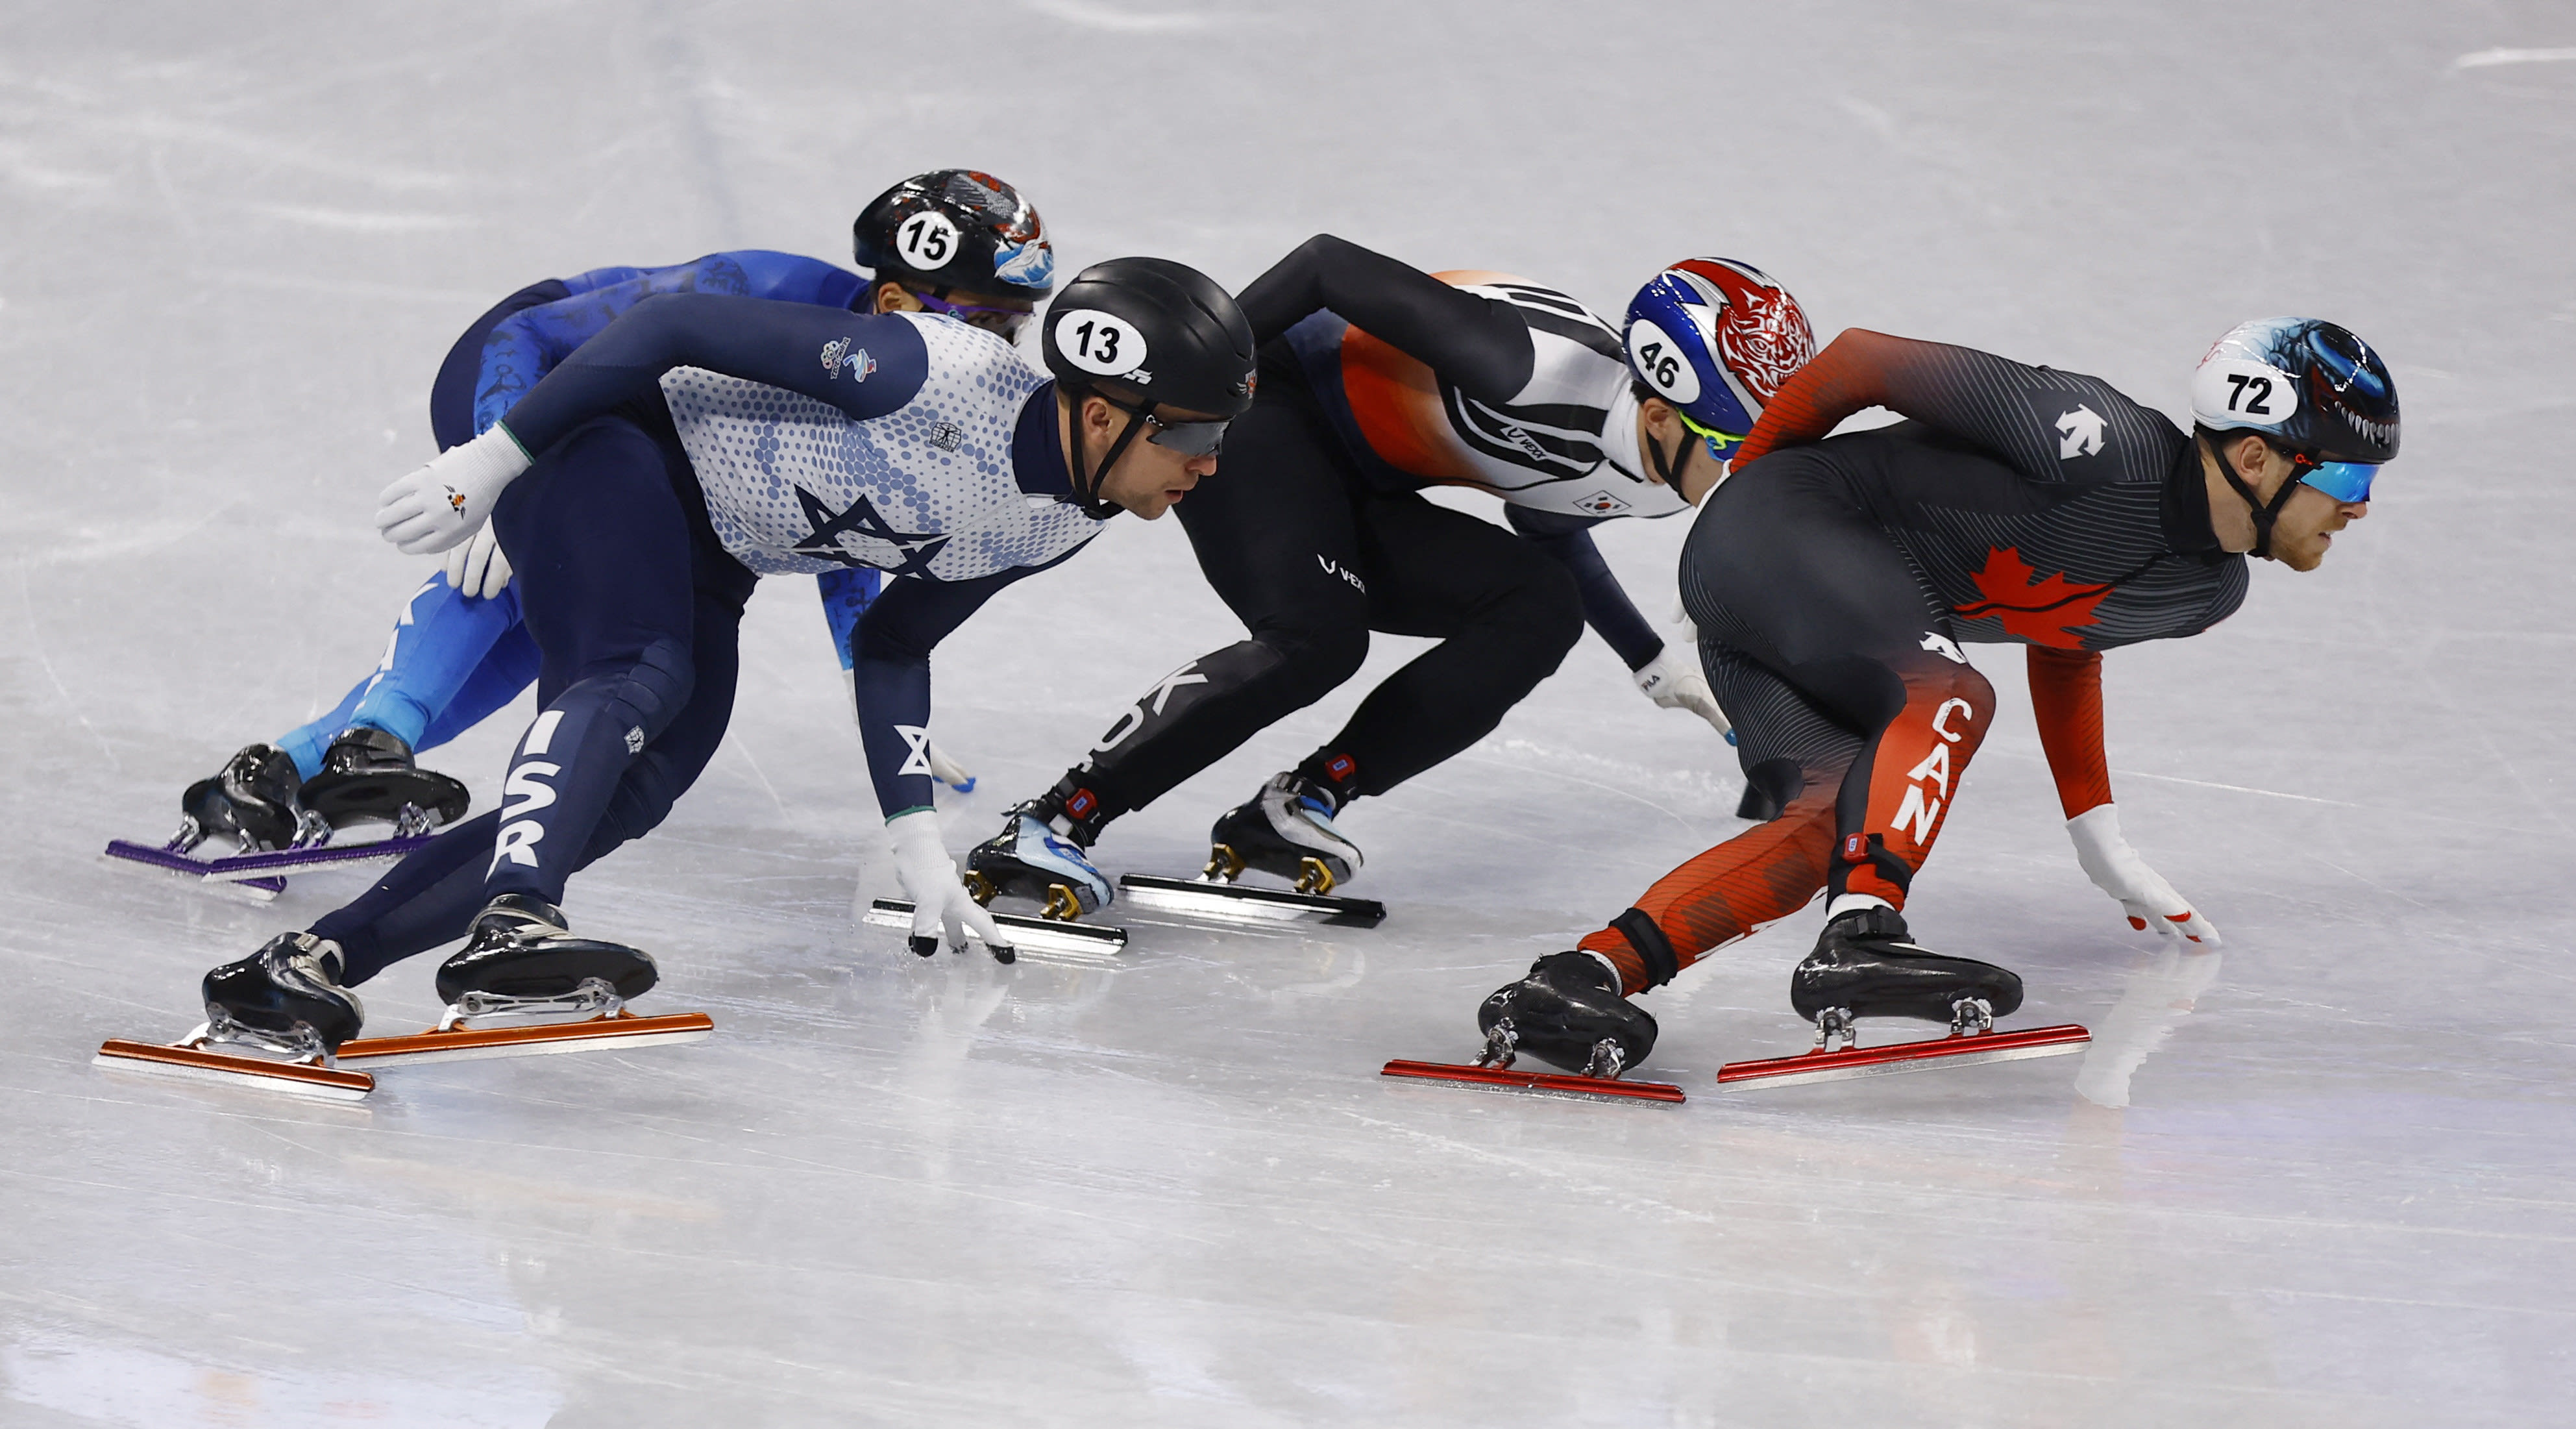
[1613,907,1680,991]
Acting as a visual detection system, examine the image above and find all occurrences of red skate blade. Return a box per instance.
[1716,1023,2092,1089]
[94,1038,374,1101]
[336,1011,715,1067]
[1380,1059,1686,1104]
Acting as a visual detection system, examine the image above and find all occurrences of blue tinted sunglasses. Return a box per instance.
[2292,453,2379,504]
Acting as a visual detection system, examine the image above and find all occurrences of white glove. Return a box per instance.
[887,809,1012,962]
[1632,647,1732,739]
[2067,804,2220,945]
[924,741,975,793]
[377,425,531,555]
[440,522,514,600]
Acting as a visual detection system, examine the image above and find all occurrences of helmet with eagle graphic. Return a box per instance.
[1621,258,1817,443]
[853,169,1056,295]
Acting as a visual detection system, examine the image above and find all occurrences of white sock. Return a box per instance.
[1826,893,1893,921]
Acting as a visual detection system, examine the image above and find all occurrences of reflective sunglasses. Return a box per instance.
[909,288,1033,340]
[2288,450,2379,504]
[1103,395,1230,457]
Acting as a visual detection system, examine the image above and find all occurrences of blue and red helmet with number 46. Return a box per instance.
[1622,258,1816,453]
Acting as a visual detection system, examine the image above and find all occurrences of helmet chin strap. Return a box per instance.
[1068,387,1149,520]
[2209,432,2300,560]
[1643,421,1693,490]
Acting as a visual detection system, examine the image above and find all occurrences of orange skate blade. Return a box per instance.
[95,1038,374,1101]
[1380,1058,1686,1104]
[1716,1023,2091,1089]
[336,1010,715,1067]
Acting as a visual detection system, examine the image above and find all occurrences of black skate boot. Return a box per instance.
[201,931,366,1056]
[1476,952,1660,1078]
[434,895,659,1026]
[1790,905,2024,1050]
[1207,772,1361,894]
[965,778,1112,919]
[177,743,321,853]
[298,727,471,835]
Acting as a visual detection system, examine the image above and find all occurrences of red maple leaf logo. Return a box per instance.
[1956,546,2112,649]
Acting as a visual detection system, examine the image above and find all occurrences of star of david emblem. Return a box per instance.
[791,485,949,578]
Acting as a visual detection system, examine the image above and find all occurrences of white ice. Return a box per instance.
[5,2,2574,1424]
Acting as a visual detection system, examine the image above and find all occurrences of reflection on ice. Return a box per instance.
[3,1336,558,1429]
[2072,947,2223,1110]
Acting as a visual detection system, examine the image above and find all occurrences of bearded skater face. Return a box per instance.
[2205,432,2370,571]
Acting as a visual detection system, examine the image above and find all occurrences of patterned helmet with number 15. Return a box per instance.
[853,169,1056,295]
[1622,258,1816,458]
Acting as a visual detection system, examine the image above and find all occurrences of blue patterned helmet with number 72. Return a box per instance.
[1622,258,1816,457]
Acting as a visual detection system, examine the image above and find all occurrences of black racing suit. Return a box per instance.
[1050,235,1680,834]
[1578,329,2250,995]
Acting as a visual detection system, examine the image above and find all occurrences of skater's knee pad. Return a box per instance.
[1263,623,1369,700]
[592,636,694,743]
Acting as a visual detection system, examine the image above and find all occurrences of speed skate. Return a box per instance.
[103,832,433,901]
[1715,1002,2091,1089]
[1381,1017,1684,1105]
[97,983,713,1100]
[1117,872,1386,928]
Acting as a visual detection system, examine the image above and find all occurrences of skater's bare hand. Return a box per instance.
[378,425,531,556]
[887,810,1013,958]
[2067,804,2220,945]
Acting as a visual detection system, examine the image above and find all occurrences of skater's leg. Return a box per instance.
[338,577,531,756]
[276,673,376,779]
[1577,643,1856,995]
[1063,382,1372,823]
[482,417,707,906]
[410,603,540,754]
[1289,491,1583,799]
[1677,454,1995,910]
[309,812,504,984]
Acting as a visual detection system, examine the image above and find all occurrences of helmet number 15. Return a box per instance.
[896,212,960,269]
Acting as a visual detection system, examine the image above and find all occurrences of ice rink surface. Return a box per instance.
[4,1,2573,1423]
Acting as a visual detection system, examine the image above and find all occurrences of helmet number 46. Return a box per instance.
[896,211,960,269]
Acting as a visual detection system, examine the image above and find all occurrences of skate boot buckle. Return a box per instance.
[391,802,436,839]
[1578,1038,1629,1081]
[189,1012,336,1068]
[1202,843,1247,884]
[1812,1006,1858,1054]
[1948,996,1995,1038]
[1475,1019,1519,1071]
[1294,856,1336,897]
[437,976,624,1033]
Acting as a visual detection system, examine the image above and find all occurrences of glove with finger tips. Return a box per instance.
[378,425,532,556]
[1632,647,1734,741]
[2067,804,2221,945]
[887,809,1015,963]
[441,523,514,601]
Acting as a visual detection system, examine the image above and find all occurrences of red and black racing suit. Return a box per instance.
[1581,329,2249,995]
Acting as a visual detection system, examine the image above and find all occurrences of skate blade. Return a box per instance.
[1379,1058,1686,1104]
[1715,1023,2092,1089]
[94,1038,373,1101]
[865,899,1127,963]
[100,840,284,901]
[336,1010,715,1067]
[197,834,434,883]
[1118,873,1386,928]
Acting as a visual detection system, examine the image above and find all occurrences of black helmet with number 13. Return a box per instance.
[1041,257,1257,515]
